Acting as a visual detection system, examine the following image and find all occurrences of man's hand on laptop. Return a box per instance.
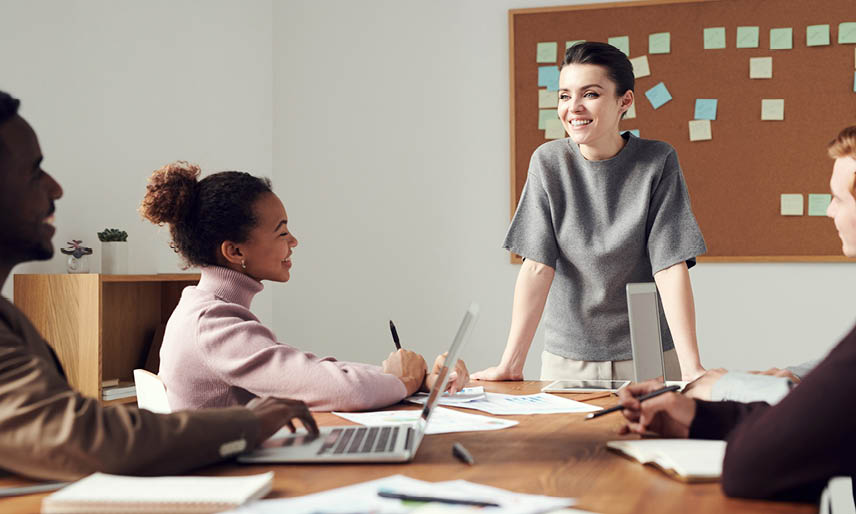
[383,349,427,396]
[423,352,470,394]
[246,397,319,441]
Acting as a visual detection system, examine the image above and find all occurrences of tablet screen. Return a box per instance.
[541,379,630,392]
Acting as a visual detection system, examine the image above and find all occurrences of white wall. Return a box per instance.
[2,0,854,378]
[0,0,277,325]
[271,0,856,378]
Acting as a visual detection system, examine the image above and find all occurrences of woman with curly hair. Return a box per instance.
[141,162,467,412]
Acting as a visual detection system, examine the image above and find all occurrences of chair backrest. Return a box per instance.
[133,369,172,414]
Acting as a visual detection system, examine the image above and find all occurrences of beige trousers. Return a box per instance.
[540,348,681,381]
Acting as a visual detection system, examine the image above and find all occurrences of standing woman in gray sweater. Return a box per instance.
[474,42,707,383]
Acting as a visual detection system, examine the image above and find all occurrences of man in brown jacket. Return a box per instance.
[0,90,318,481]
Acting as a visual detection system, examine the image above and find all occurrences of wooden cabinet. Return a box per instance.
[13,274,199,404]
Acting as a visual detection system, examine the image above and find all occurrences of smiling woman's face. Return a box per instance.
[232,192,299,283]
[0,115,63,265]
[827,156,856,258]
[557,63,632,159]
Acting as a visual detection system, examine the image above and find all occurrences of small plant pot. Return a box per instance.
[66,255,90,274]
[101,241,128,274]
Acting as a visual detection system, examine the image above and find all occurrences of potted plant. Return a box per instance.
[60,240,93,273]
[97,228,128,274]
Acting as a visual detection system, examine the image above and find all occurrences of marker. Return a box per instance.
[389,320,401,350]
[585,384,681,420]
[452,442,475,465]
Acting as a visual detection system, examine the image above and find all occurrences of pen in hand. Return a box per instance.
[585,384,681,420]
[389,320,401,350]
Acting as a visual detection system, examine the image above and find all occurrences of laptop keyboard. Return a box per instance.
[318,426,411,455]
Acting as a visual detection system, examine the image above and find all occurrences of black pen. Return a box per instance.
[452,442,475,465]
[389,320,401,350]
[378,489,498,507]
[585,384,681,420]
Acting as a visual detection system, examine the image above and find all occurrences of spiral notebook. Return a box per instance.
[41,472,273,513]
[607,439,726,483]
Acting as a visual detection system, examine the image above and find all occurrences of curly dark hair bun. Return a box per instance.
[140,161,201,226]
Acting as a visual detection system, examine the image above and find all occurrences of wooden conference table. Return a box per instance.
[0,381,816,513]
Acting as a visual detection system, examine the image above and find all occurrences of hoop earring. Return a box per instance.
[241,259,247,270]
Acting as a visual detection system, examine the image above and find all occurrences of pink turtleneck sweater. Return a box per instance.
[158,266,407,412]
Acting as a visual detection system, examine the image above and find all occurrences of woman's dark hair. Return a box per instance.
[562,42,635,96]
[139,161,273,267]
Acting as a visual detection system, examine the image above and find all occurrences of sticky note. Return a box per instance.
[806,25,830,47]
[624,102,637,120]
[736,26,759,48]
[704,27,726,49]
[623,129,640,137]
[608,36,630,55]
[761,99,784,121]
[536,42,558,63]
[780,194,803,216]
[645,82,672,109]
[539,90,559,108]
[853,71,856,92]
[566,40,585,50]
[538,109,559,130]
[538,66,560,91]
[694,99,718,120]
[749,57,773,79]
[808,194,831,216]
[649,33,670,54]
[770,28,793,50]
[629,55,651,78]
[839,22,856,44]
[545,118,566,139]
[688,120,712,141]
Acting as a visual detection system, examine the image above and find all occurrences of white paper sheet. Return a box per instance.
[437,392,602,415]
[332,406,517,435]
[406,386,486,406]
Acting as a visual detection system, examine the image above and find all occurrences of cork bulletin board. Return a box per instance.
[509,0,856,262]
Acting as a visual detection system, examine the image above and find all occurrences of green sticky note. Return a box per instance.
[544,118,566,139]
[770,28,793,50]
[566,40,585,50]
[536,42,558,63]
[736,26,759,48]
[704,27,726,49]
[608,36,630,55]
[538,90,558,109]
[538,109,559,130]
[649,32,670,54]
[780,194,803,216]
[806,25,830,47]
[808,194,831,216]
[839,23,856,44]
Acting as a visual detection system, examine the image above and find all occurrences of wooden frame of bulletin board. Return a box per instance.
[509,0,856,263]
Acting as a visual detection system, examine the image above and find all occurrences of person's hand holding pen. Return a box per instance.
[617,379,698,438]
[384,321,427,396]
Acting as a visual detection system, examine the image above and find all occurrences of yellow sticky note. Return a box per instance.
[761,99,784,120]
[688,120,712,141]
[544,118,566,139]
[780,194,803,216]
[536,42,558,63]
[749,57,773,79]
[624,102,637,120]
[629,55,651,78]
[539,90,559,108]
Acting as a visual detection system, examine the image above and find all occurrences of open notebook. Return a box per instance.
[41,472,272,513]
[607,439,726,483]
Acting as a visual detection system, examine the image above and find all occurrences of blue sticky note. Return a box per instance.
[694,99,718,120]
[538,66,560,91]
[645,82,672,109]
[623,129,640,137]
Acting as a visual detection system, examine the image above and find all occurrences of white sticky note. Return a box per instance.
[624,102,637,120]
[749,57,773,79]
[780,194,803,216]
[688,120,712,141]
[608,36,630,56]
[629,55,651,78]
[761,99,784,120]
[538,90,559,108]
[544,118,566,139]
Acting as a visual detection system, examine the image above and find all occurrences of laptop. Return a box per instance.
[238,303,479,464]
[626,283,666,383]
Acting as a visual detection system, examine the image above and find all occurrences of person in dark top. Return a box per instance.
[617,125,856,502]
